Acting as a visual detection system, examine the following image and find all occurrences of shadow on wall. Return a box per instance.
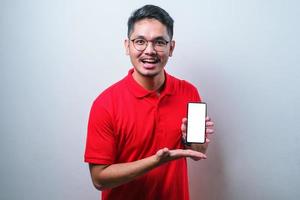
[186,64,233,200]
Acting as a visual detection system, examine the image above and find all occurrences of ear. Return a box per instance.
[124,39,130,55]
[169,40,175,57]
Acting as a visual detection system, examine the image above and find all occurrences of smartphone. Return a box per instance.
[186,102,207,144]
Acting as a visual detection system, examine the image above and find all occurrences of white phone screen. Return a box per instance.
[186,102,207,144]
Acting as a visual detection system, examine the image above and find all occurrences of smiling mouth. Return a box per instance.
[141,58,160,64]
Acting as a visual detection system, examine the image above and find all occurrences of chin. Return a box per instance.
[143,72,161,77]
[139,66,164,77]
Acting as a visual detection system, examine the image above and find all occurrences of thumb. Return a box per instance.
[156,147,170,158]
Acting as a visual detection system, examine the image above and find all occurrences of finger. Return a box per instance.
[182,132,186,141]
[206,121,214,127]
[187,149,207,160]
[182,118,187,123]
[170,149,207,160]
[181,122,187,133]
[191,155,207,161]
[206,128,214,134]
[157,148,170,158]
[205,116,211,121]
[206,138,210,143]
[162,147,169,154]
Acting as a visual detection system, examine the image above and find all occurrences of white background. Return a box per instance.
[1,0,299,199]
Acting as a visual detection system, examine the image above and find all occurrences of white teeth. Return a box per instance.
[142,59,158,63]
[143,61,156,63]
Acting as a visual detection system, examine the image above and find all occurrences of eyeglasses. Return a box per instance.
[130,38,170,52]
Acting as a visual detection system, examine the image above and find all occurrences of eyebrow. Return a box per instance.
[133,35,169,41]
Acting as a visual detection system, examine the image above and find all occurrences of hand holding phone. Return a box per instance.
[186,102,207,144]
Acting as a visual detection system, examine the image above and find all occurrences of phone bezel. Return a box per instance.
[186,102,207,144]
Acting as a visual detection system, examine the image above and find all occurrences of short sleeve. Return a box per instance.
[190,84,201,102]
[84,101,116,164]
[182,80,202,102]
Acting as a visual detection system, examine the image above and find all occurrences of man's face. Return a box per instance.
[125,18,175,79]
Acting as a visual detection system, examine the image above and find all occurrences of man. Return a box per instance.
[84,4,214,200]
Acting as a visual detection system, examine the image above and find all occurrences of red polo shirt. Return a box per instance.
[85,69,201,200]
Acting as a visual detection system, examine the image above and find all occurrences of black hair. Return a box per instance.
[127,5,174,39]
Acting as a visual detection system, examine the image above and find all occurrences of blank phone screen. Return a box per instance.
[186,102,206,144]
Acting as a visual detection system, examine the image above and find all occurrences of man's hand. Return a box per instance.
[155,147,207,163]
[181,116,215,154]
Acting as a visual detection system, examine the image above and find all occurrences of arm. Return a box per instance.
[89,148,206,191]
[181,116,215,154]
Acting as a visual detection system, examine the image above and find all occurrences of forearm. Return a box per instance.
[91,155,161,190]
[90,148,206,190]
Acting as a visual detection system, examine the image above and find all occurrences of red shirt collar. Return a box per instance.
[125,68,174,98]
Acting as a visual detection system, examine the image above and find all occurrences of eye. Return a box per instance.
[155,40,167,46]
[134,39,146,45]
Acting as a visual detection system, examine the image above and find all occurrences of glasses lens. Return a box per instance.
[154,40,168,51]
[133,39,147,51]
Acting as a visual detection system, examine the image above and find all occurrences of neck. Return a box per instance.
[132,71,165,92]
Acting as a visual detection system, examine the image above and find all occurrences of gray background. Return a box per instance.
[1,0,299,199]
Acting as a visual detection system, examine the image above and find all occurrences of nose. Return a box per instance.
[144,41,156,54]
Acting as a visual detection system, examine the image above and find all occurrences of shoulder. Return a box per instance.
[92,77,128,110]
[166,73,201,101]
[168,73,199,94]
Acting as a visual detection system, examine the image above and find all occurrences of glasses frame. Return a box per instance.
[130,38,170,52]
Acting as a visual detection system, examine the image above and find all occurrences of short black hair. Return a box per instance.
[127,5,174,40]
